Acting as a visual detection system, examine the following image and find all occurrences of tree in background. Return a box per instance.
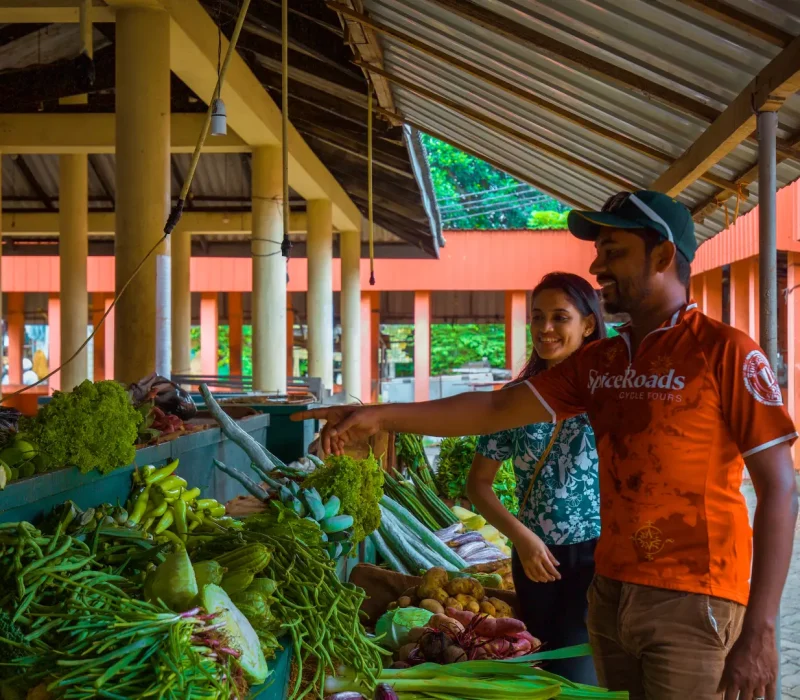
[422,134,569,230]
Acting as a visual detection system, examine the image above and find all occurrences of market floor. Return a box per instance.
[743,479,800,699]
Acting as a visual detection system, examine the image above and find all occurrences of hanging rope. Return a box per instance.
[367,77,375,285]
[720,183,746,231]
[2,0,252,403]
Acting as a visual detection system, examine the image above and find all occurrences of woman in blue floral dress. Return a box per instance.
[467,272,604,683]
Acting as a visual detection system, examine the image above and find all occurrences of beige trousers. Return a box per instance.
[587,575,746,699]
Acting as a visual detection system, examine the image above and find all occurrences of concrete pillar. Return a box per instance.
[414,291,431,402]
[6,293,24,386]
[48,296,61,393]
[228,292,243,377]
[729,260,750,334]
[505,290,527,378]
[749,257,760,341]
[114,6,170,384]
[104,296,114,381]
[200,293,218,376]
[172,227,191,377]
[307,200,334,392]
[286,299,294,380]
[701,268,723,322]
[59,154,89,391]
[787,253,800,470]
[251,146,286,393]
[340,231,361,403]
[91,293,108,381]
[360,292,373,403]
[371,293,380,402]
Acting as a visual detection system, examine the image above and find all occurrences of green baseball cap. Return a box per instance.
[568,190,697,263]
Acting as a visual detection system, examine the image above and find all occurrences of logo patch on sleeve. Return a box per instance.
[743,350,783,406]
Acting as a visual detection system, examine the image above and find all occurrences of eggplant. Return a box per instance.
[433,523,464,542]
[324,694,367,700]
[449,532,484,546]
[456,540,493,557]
[374,683,400,700]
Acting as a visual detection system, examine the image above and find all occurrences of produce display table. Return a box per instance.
[0,413,269,523]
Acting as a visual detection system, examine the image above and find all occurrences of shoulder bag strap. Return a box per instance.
[517,420,564,521]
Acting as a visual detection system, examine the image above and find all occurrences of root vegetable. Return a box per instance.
[397,596,412,608]
[483,638,512,657]
[446,607,476,627]
[441,645,467,664]
[509,638,532,655]
[428,614,465,636]
[445,578,485,600]
[445,597,462,611]
[479,601,497,616]
[406,627,427,643]
[418,630,451,662]
[418,599,445,615]
[488,597,514,618]
[397,642,417,663]
[417,584,448,605]
[421,566,449,589]
[473,615,526,637]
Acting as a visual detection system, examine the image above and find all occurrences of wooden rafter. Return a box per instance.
[360,60,638,191]
[14,155,54,211]
[673,0,791,47]
[336,0,396,119]
[326,1,741,194]
[651,33,800,196]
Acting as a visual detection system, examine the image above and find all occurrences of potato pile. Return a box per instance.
[387,567,513,619]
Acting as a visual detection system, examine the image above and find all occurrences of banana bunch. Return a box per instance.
[274,480,354,560]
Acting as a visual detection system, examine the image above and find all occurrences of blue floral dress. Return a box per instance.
[476,415,600,546]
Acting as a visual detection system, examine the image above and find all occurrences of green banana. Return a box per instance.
[320,514,354,534]
[327,528,352,543]
[301,490,326,521]
[322,495,341,519]
[287,480,301,497]
[327,542,343,560]
[288,497,306,518]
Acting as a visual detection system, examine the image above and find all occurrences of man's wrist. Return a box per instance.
[741,612,777,636]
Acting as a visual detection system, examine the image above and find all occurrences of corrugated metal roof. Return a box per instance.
[353,0,800,243]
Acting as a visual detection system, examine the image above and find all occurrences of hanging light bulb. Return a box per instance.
[210,98,227,136]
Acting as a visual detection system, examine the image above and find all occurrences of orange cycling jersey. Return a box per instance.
[528,302,797,605]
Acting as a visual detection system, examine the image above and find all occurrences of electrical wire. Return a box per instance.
[436,181,530,203]
[438,189,547,213]
[1,0,252,403]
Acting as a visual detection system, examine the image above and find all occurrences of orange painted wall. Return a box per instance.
[0,231,596,294]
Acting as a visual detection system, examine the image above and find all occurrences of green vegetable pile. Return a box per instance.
[304,452,384,544]
[436,436,518,515]
[194,501,388,698]
[20,379,142,474]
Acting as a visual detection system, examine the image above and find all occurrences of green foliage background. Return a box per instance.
[422,134,569,230]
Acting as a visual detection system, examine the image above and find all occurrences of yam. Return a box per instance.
[387,601,398,611]
[446,608,476,627]
[418,598,445,615]
[488,597,514,618]
[428,614,465,636]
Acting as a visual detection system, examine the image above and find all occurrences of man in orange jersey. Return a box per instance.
[296,191,798,700]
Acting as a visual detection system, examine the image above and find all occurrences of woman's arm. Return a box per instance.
[293,384,554,455]
[466,453,560,582]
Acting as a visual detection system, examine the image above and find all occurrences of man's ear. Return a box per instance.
[654,240,677,275]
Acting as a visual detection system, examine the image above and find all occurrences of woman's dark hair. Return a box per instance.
[517,272,607,381]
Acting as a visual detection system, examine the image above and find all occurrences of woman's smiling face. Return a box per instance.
[530,288,596,367]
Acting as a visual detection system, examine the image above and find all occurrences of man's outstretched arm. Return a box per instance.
[292,383,555,455]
